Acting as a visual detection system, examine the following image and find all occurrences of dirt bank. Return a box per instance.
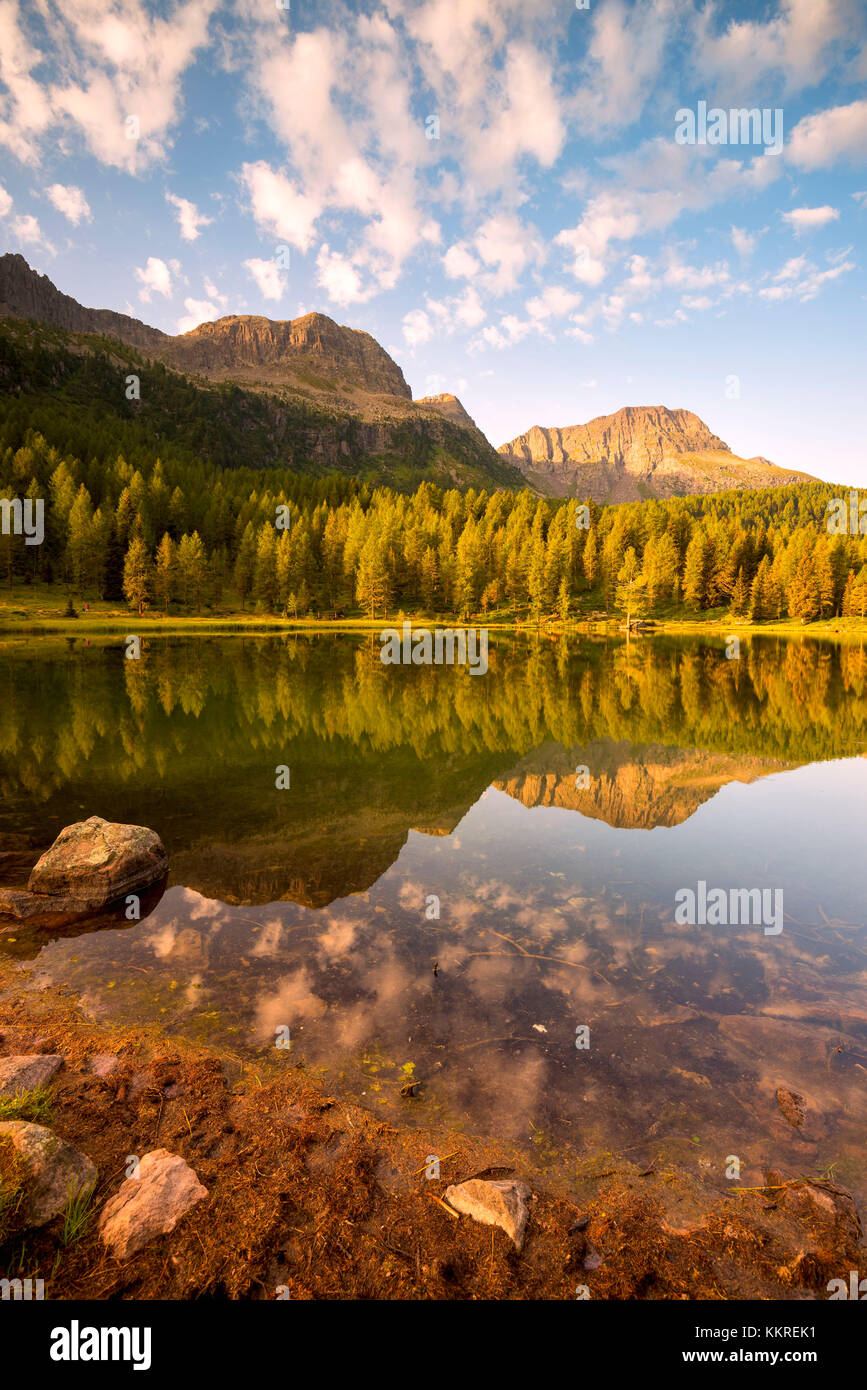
[0,957,862,1301]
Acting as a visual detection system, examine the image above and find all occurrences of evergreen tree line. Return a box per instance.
[2,426,866,623]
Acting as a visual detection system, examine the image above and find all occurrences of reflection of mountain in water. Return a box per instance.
[0,633,865,910]
[494,740,796,829]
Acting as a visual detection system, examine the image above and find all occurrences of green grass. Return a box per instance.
[1,581,866,637]
[60,1182,95,1248]
[0,1136,25,1243]
[0,1084,54,1124]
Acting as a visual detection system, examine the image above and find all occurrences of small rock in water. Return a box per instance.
[443,1177,532,1250]
[89,1053,120,1078]
[98,1148,208,1260]
[0,1053,63,1098]
[0,1120,96,1225]
[776,1086,807,1128]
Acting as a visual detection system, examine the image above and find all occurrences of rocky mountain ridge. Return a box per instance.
[0,252,520,490]
[498,405,815,501]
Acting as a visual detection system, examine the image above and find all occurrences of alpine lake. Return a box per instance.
[1,631,865,1203]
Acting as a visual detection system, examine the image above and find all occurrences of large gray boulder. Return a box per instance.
[0,1054,63,1098]
[0,1120,96,1225]
[0,816,167,921]
[98,1149,208,1260]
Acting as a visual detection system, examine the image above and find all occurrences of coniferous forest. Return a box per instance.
[2,416,866,625]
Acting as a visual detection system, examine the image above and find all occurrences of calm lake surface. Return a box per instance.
[1,633,866,1197]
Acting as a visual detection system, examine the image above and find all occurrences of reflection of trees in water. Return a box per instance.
[0,636,865,811]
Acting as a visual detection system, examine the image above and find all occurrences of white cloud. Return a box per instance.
[453,285,486,328]
[49,0,218,172]
[0,1,52,164]
[244,256,284,302]
[474,213,541,295]
[135,255,173,302]
[443,242,480,281]
[176,296,219,334]
[482,316,533,349]
[10,213,54,253]
[0,183,11,217]
[662,256,731,291]
[556,137,783,292]
[166,191,212,241]
[203,277,228,308]
[782,204,840,233]
[315,244,372,306]
[574,0,680,133]
[731,225,756,256]
[525,284,583,322]
[241,160,320,254]
[45,183,91,224]
[787,99,867,170]
[402,308,433,347]
[422,287,486,335]
[759,252,855,302]
[693,0,858,98]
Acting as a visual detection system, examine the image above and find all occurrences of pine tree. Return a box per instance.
[730,567,750,619]
[850,566,867,619]
[615,547,645,627]
[122,535,152,617]
[786,553,820,623]
[557,574,570,628]
[683,532,709,611]
[234,523,257,610]
[66,484,94,594]
[253,523,278,612]
[178,532,206,612]
[154,533,177,612]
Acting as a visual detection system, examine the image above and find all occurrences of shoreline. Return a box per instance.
[0,956,862,1301]
[1,610,866,640]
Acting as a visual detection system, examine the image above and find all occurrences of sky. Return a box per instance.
[0,0,866,484]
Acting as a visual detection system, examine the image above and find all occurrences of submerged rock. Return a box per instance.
[88,1053,120,1078]
[0,816,167,922]
[0,1053,63,1098]
[0,1120,96,1225]
[98,1149,208,1260]
[443,1177,532,1250]
[776,1086,807,1128]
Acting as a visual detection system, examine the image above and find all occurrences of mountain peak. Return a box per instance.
[166,310,411,397]
[498,404,813,501]
[0,253,412,399]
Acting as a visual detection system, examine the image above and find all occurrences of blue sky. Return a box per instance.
[1,0,866,483]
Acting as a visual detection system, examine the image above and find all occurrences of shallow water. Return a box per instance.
[1,632,866,1197]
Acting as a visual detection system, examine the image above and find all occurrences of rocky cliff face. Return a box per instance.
[0,252,167,351]
[0,253,524,491]
[0,254,410,400]
[163,312,412,398]
[415,393,478,430]
[499,405,813,501]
